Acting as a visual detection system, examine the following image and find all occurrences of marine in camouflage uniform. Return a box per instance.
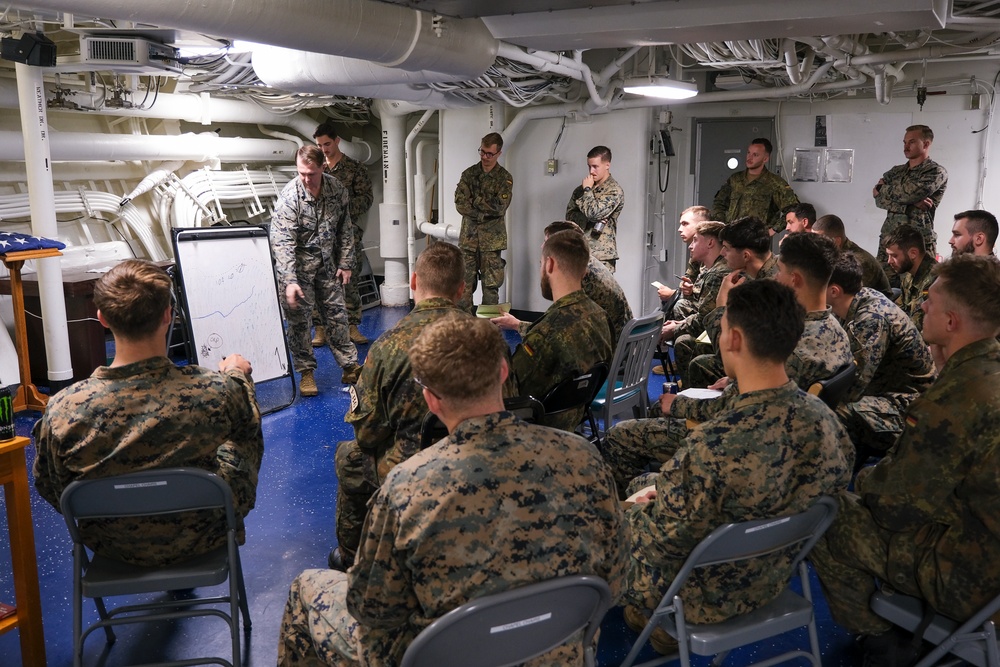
[874,158,948,266]
[836,288,936,452]
[711,169,798,233]
[325,154,373,327]
[335,297,468,562]
[32,357,264,567]
[843,238,891,296]
[625,381,852,622]
[278,411,629,667]
[511,290,612,431]
[270,170,359,374]
[810,336,1000,636]
[671,255,730,383]
[454,157,513,311]
[604,308,852,495]
[566,174,625,272]
[582,255,632,344]
[897,254,938,332]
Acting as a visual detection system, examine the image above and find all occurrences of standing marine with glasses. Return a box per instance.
[454,132,513,313]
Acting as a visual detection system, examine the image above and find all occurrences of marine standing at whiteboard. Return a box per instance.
[271,145,363,396]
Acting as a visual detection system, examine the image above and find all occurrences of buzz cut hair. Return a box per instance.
[720,216,770,256]
[830,252,864,296]
[778,231,840,287]
[544,220,584,238]
[725,279,805,364]
[588,145,612,162]
[542,229,590,280]
[932,254,1000,331]
[812,214,846,239]
[751,137,773,154]
[906,124,934,142]
[414,242,465,296]
[786,202,817,224]
[681,205,710,221]
[955,209,999,247]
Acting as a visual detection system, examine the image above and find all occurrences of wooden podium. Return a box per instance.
[0,247,61,412]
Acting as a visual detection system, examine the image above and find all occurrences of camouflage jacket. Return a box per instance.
[512,290,612,431]
[839,288,936,404]
[853,337,1000,620]
[455,162,513,252]
[346,411,629,667]
[325,154,374,232]
[628,381,851,623]
[566,174,625,262]
[674,308,853,423]
[898,255,938,331]
[844,238,891,296]
[270,174,355,289]
[32,357,264,566]
[711,169,798,233]
[675,255,730,339]
[346,297,467,480]
[875,158,948,235]
[583,255,633,344]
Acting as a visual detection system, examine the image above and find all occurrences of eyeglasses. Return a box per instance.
[478,148,498,159]
[413,376,441,400]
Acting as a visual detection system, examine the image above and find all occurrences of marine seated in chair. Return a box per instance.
[32,259,264,567]
[278,315,628,667]
[622,279,853,655]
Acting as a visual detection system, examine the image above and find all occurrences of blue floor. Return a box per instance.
[0,304,862,666]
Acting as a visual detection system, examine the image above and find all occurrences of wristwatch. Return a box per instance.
[583,186,592,192]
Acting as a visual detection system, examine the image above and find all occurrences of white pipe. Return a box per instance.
[256,124,303,148]
[404,110,436,295]
[120,160,185,206]
[375,101,410,306]
[417,219,459,240]
[14,62,73,383]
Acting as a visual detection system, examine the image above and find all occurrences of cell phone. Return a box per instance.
[651,281,665,290]
[0,602,15,620]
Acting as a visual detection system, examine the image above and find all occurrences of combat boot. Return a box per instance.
[299,370,319,397]
[349,324,369,344]
[623,605,679,656]
[311,326,326,347]
[342,363,362,384]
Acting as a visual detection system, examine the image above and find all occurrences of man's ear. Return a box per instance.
[410,272,418,292]
[97,309,110,329]
[727,326,743,354]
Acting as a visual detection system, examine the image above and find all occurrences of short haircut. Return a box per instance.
[778,232,839,287]
[726,279,805,364]
[681,205,710,221]
[720,216,770,256]
[588,145,612,162]
[409,313,507,403]
[830,252,864,296]
[481,132,504,150]
[94,259,172,340]
[695,220,726,241]
[542,229,589,280]
[786,202,817,224]
[313,121,338,140]
[955,209,999,247]
[414,242,464,296]
[885,224,926,253]
[812,214,846,239]
[932,254,1000,331]
[750,137,773,154]
[297,145,324,168]
[906,124,934,141]
[544,220,584,237]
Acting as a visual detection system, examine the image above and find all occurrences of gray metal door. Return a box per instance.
[694,118,775,213]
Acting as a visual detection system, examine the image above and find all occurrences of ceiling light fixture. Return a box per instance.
[623,76,698,100]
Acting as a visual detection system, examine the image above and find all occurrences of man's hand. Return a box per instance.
[708,376,730,391]
[660,320,679,342]
[490,312,522,331]
[679,276,694,298]
[715,271,746,308]
[659,392,678,414]
[915,197,934,211]
[335,268,352,285]
[582,175,595,190]
[657,284,676,301]
[285,283,304,309]
[873,178,885,198]
[219,353,252,376]
[633,487,657,504]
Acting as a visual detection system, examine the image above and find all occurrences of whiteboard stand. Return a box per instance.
[172,226,295,415]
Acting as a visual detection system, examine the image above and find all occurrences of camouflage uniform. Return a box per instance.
[897,255,938,332]
[672,255,730,382]
[566,175,625,271]
[625,381,852,622]
[874,158,948,264]
[32,357,264,567]
[582,255,633,344]
[843,238,891,297]
[335,298,467,560]
[604,308,852,494]
[278,411,629,667]
[665,259,703,321]
[836,288,936,452]
[511,290,612,431]
[455,161,513,311]
[326,155,374,327]
[270,174,359,372]
[711,170,799,233]
[811,337,1000,635]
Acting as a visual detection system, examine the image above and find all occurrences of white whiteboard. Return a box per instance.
[173,227,290,383]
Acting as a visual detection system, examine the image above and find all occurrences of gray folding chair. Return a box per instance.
[60,468,251,667]
[871,589,1000,667]
[621,496,838,667]
[541,362,609,436]
[589,311,664,440]
[807,362,857,410]
[400,575,612,667]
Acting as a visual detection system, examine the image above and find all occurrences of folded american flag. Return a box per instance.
[0,231,66,253]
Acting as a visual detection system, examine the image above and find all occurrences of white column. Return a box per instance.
[378,110,410,306]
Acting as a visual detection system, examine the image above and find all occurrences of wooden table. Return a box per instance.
[0,435,46,666]
[1,248,62,412]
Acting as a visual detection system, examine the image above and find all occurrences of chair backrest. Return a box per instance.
[419,396,546,450]
[659,496,838,606]
[807,362,857,409]
[595,311,664,424]
[60,468,237,545]
[400,575,612,667]
[542,363,609,416]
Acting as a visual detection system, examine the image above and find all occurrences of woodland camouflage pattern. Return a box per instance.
[843,239,891,296]
[326,155,373,326]
[455,161,513,308]
[811,338,1000,634]
[874,158,948,260]
[32,357,263,566]
[566,174,625,265]
[583,255,633,344]
[897,255,937,332]
[625,382,852,624]
[278,411,629,667]
[711,169,798,233]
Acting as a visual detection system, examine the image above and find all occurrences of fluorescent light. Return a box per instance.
[623,76,698,100]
